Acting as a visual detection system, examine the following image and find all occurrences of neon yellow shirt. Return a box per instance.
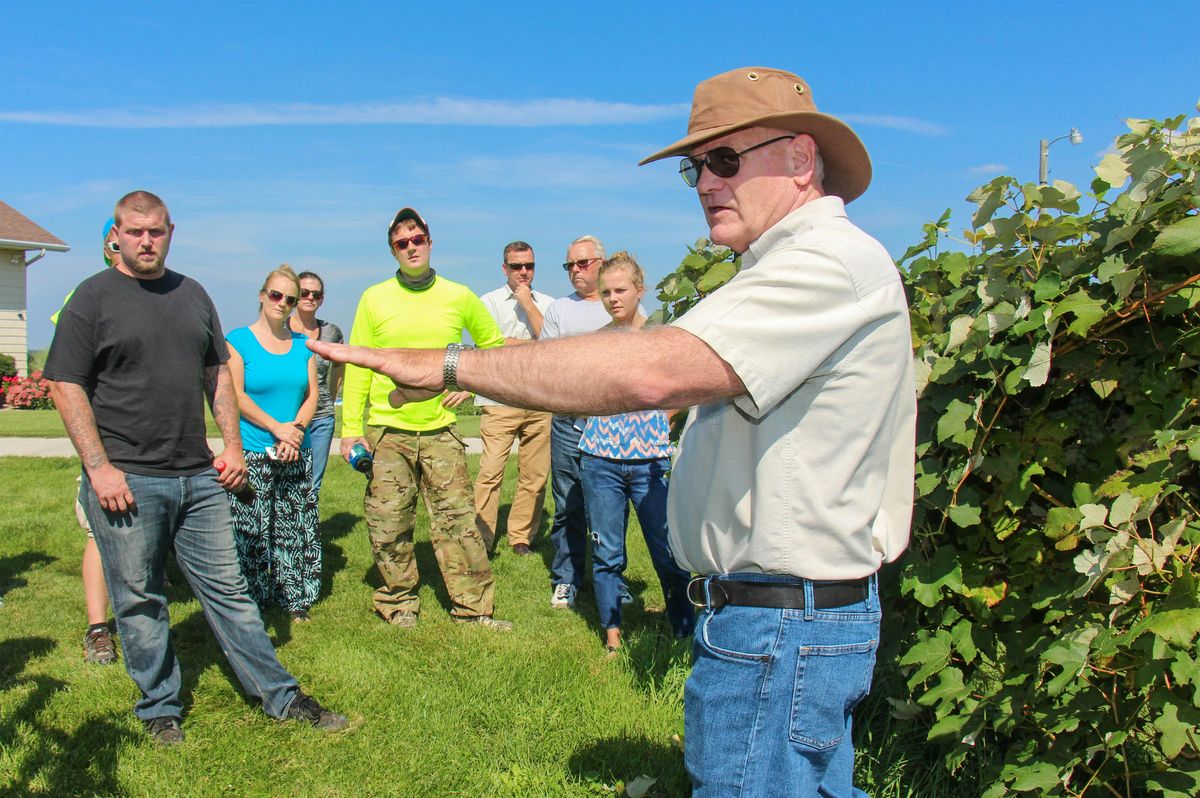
[342,273,504,435]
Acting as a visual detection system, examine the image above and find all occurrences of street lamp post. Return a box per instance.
[1039,128,1084,185]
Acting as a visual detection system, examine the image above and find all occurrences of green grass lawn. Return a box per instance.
[1,452,962,796]
[0,455,693,797]
[0,406,482,441]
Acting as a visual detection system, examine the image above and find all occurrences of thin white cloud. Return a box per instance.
[0,97,688,129]
[840,113,949,136]
[967,163,1009,175]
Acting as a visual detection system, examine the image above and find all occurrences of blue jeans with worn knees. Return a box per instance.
[580,454,694,637]
[685,573,880,798]
[81,469,300,721]
[548,415,588,587]
[308,414,335,499]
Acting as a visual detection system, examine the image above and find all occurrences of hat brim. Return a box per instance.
[639,111,871,203]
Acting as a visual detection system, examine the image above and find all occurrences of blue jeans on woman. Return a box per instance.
[579,453,694,637]
[685,573,881,797]
[307,413,336,499]
[80,468,300,722]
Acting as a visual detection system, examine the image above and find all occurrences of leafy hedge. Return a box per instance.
[656,110,1200,796]
[896,111,1200,796]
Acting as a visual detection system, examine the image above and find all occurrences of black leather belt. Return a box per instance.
[687,577,869,610]
[385,425,453,437]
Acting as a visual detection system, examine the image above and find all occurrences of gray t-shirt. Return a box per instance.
[308,319,344,419]
[540,294,646,340]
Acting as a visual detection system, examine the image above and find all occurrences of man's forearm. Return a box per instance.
[206,365,244,450]
[522,304,545,338]
[459,326,744,415]
[49,381,110,471]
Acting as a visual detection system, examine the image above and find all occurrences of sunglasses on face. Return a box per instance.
[679,135,795,187]
[265,289,298,307]
[300,288,324,300]
[562,257,599,272]
[505,262,535,271]
[391,233,429,251]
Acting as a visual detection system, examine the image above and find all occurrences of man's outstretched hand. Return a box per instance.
[307,340,444,406]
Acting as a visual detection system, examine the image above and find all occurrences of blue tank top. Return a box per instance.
[226,326,313,453]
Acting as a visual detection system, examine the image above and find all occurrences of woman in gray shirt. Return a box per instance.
[289,271,344,501]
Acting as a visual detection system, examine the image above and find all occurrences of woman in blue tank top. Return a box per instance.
[226,265,320,621]
[578,252,694,655]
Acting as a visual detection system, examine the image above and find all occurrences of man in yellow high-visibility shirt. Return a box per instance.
[340,207,510,630]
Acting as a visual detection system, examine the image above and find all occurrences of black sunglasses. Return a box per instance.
[265,289,298,307]
[505,262,535,271]
[392,233,429,251]
[300,288,324,300]
[679,135,795,187]
[562,257,599,272]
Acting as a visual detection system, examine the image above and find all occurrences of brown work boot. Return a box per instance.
[383,610,418,628]
[453,615,514,632]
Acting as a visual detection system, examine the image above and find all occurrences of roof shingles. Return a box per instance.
[0,200,69,249]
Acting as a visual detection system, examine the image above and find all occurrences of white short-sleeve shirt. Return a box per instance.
[667,196,916,580]
[476,284,555,408]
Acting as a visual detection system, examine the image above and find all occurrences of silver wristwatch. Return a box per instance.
[442,343,473,391]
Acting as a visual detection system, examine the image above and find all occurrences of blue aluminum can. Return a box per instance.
[349,443,374,474]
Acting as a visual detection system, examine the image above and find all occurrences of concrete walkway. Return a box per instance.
[0,436,485,457]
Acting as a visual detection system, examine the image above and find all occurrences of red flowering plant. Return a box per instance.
[3,371,55,410]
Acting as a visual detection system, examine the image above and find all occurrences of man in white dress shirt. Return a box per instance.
[474,241,555,555]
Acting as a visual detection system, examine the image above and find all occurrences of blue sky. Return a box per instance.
[3,2,1197,349]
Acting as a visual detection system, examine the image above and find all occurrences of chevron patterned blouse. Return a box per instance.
[578,409,673,460]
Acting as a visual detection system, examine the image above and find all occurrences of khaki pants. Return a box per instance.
[364,426,495,619]
[473,406,552,549]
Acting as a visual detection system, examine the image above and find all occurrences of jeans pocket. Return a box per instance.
[789,638,878,750]
[697,608,775,663]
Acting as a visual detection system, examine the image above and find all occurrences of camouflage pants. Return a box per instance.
[364,425,495,619]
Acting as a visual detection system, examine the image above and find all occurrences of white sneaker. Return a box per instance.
[619,584,634,605]
[551,583,577,609]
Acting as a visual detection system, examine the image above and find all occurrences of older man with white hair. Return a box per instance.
[311,67,916,797]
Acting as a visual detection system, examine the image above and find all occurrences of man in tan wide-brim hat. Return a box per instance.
[305,66,917,797]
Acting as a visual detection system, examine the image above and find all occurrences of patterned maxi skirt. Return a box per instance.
[229,449,320,612]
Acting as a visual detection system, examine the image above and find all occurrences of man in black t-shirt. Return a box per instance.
[44,190,349,746]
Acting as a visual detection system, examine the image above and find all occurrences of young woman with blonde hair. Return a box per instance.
[225,265,321,621]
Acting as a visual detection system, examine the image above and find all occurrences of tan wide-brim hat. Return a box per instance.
[639,67,872,203]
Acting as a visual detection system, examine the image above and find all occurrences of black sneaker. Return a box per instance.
[285,690,349,731]
[144,716,184,746]
[83,626,118,665]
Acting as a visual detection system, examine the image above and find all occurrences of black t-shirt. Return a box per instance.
[43,268,229,477]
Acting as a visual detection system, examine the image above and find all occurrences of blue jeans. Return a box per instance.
[685,573,880,797]
[580,454,693,637]
[81,469,300,721]
[548,415,588,587]
[308,414,335,499]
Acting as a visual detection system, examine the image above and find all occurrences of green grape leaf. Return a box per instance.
[1152,216,1200,258]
